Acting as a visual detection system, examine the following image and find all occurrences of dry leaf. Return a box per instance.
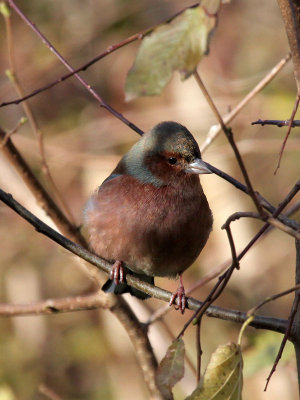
[125,3,221,100]
[186,342,243,400]
[155,338,185,400]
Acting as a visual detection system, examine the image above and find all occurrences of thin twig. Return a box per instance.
[267,217,300,240]
[2,6,76,224]
[146,191,300,328]
[201,53,292,152]
[6,0,144,136]
[237,180,300,261]
[38,384,63,400]
[0,292,110,316]
[0,127,85,246]
[204,161,300,231]
[0,117,26,147]
[0,3,201,109]
[194,70,266,217]
[252,119,300,127]
[193,222,239,381]
[264,294,300,391]
[274,93,300,174]
[196,322,202,383]
[247,284,300,317]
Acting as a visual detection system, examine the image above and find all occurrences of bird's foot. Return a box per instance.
[169,275,186,314]
[110,260,125,285]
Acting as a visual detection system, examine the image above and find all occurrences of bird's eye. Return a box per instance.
[168,157,177,165]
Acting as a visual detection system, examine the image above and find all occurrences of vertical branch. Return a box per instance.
[292,240,300,393]
[276,0,300,171]
[277,0,300,91]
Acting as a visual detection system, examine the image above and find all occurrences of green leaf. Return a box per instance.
[0,2,11,18]
[186,342,243,400]
[125,3,220,100]
[155,338,185,400]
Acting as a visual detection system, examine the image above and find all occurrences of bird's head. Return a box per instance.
[123,121,212,187]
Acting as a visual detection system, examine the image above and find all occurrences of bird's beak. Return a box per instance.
[185,158,212,174]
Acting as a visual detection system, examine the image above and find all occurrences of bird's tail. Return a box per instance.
[102,273,154,300]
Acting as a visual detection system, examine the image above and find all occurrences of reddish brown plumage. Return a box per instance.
[84,121,213,309]
[85,172,212,278]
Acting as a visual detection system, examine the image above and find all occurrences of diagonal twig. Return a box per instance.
[1,4,76,224]
[194,70,268,217]
[6,0,144,136]
[274,93,300,174]
[200,53,292,152]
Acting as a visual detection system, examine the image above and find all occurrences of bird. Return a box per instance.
[84,121,213,313]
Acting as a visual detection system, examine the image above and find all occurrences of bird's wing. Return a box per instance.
[101,173,122,185]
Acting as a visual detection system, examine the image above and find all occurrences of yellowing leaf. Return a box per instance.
[125,3,220,100]
[186,342,243,400]
[0,2,11,18]
[155,338,185,400]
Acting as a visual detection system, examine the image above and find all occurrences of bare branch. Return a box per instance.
[1,6,75,223]
[277,0,300,91]
[6,0,143,135]
[38,384,63,400]
[248,284,300,317]
[0,126,85,246]
[0,3,200,109]
[0,292,110,316]
[274,93,300,174]
[0,186,288,334]
[265,293,300,391]
[201,53,292,152]
[268,217,300,240]
[194,70,268,217]
[252,118,300,127]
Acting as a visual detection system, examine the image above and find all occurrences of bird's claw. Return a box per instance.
[110,260,125,285]
[169,286,186,314]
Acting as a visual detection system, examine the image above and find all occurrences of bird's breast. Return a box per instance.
[85,174,212,277]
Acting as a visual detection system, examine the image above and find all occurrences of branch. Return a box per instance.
[0,186,288,334]
[1,6,75,224]
[147,198,300,326]
[274,93,300,174]
[205,162,300,231]
[252,119,300,127]
[265,291,300,391]
[277,0,300,91]
[0,3,200,109]
[0,292,110,316]
[6,0,143,136]
[38,385,63,400]
[194,70,269,217]
[292,240,300,392]
[268,216,300,240]
[200,53,292,152]
[0,126,85,246]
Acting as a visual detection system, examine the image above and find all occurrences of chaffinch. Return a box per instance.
[84,121,213,313]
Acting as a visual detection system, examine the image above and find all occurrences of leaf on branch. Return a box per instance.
[125,1,221,100]
[185,342,243,400]
[155,338,185,400]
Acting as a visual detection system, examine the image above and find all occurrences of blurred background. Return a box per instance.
[0,0,299,399]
